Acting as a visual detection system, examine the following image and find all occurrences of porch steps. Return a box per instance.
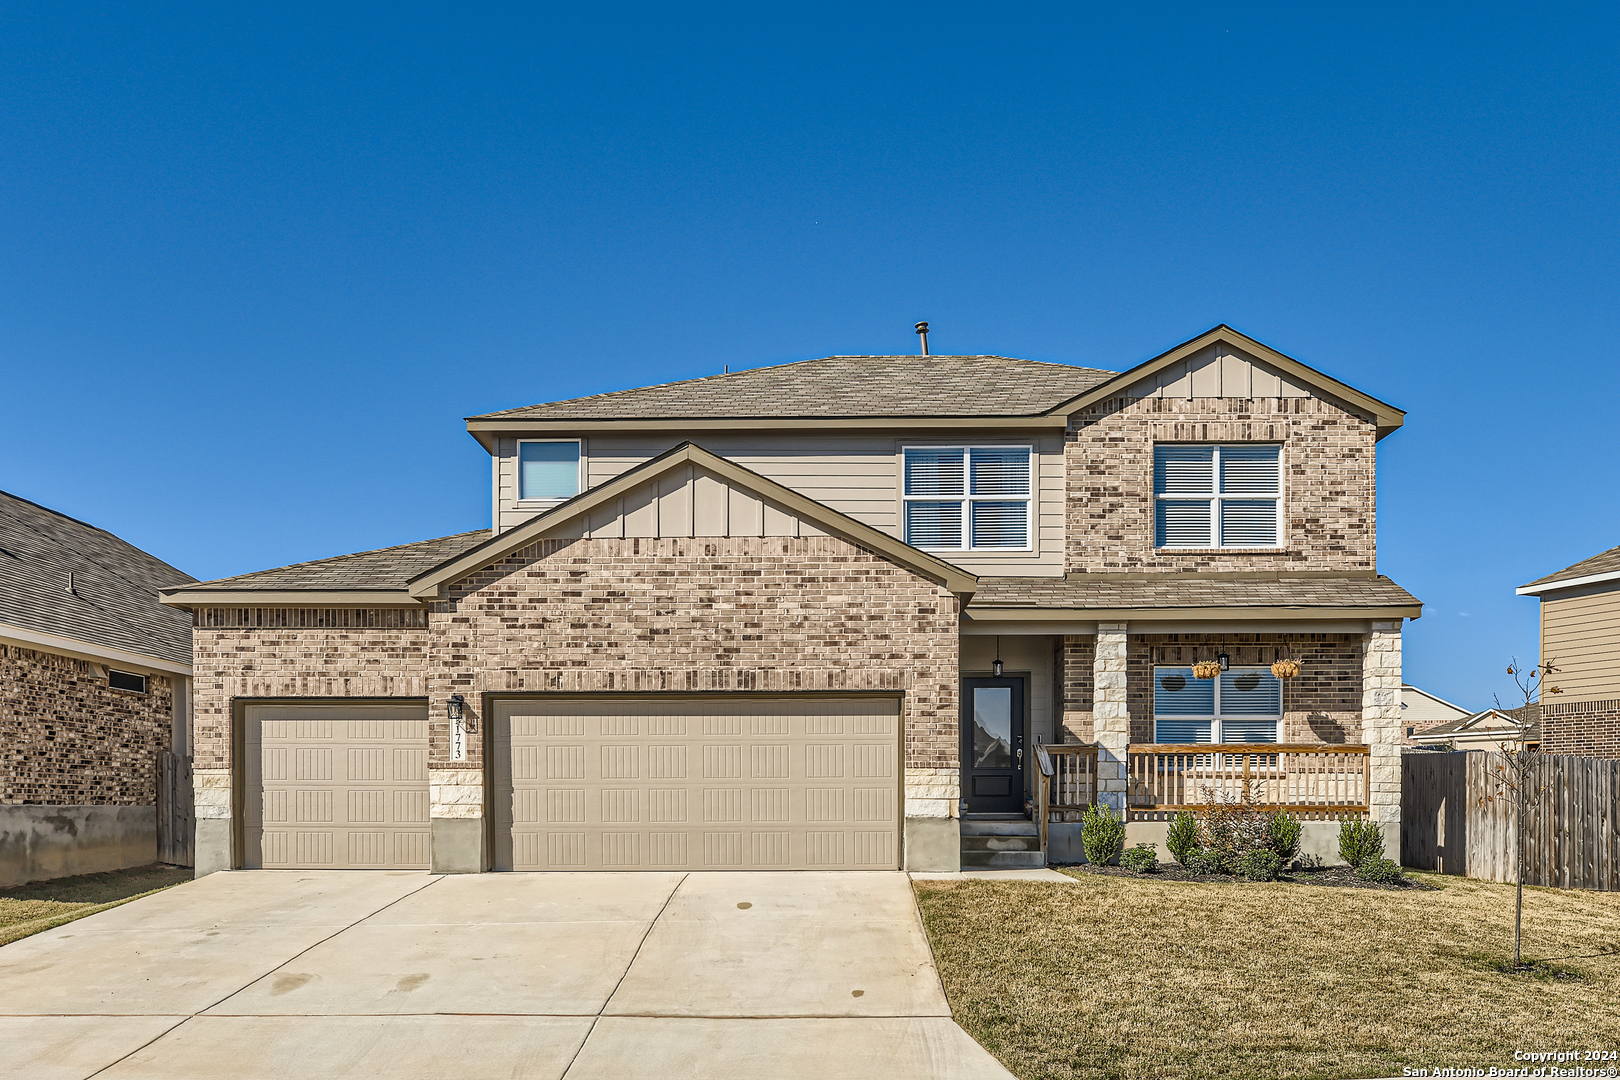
[959,819,1046,869]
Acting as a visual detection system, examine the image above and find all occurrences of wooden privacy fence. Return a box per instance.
[1126,744,1370,821]
[157,751,194,867]
[1403,751,1620,891]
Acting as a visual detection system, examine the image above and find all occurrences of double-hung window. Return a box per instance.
[1153,444,1280,548]
[903,446,1031,550]
[1152,667,1282,744]
[517,440,582,502]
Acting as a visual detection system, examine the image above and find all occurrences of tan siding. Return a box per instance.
[1130,344,1311,401]
[1543,586,1620,703]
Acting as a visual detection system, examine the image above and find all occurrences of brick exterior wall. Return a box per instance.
[189,536,960,779]
[1065,395,1377,572]
[1540,699,1620,757]
[1,643,173,805]
[1057,633,1362,745]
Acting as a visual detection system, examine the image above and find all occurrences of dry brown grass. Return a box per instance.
[0,864,191,946]
[914,871,1620,1080]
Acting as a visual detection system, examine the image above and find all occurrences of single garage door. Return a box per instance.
[241,703,431,869]
[492,696,900,871]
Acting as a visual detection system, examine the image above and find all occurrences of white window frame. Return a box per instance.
[901,444,1034,552]
[1151,665,1282,743]
[514,439,585,505]
[1153,443,1283,550]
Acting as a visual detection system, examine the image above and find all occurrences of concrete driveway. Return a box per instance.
[0,870,1014,1080]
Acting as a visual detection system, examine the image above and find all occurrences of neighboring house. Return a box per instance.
[0,491,194,886]
[1401,684,1472,745]
[1517,544,1620,756]
[160,324,1420,875]
[1408,703,1539,752]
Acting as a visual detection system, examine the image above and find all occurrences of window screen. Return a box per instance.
[1153,444,1280,548]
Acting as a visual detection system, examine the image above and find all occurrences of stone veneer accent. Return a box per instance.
[1362,621,1402,831]
[1538,699,1620,757]
[188,534,962,855]
[1,643,173,804]
[1092,624,1129,813]
[1065,396,1377,573]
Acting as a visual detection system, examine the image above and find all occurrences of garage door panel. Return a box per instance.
[243,704,431,870]
[493,696,900,872]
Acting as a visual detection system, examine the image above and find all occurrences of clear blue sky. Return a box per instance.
[3,3,1615,710]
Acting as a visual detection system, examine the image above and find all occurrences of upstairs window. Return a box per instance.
[1152,666,1281,743]
[903,446,1031,550]
[518,440,581,501]
[1154,444,1280,548]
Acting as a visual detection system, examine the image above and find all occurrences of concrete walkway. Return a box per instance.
[0,870,1014,1080]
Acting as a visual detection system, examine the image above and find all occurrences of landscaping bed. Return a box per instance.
[1061,862,1441,891]
[914,871,1620,1080]
[0,864,192,946]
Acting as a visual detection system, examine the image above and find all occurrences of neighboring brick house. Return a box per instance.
[1517,545,1620,756]
[0,491,195,885]
[162,324,1421,875]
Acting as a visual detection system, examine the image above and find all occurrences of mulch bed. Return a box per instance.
[1059,861,1440,891]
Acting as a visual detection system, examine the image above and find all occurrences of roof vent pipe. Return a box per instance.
[915,321,930,356]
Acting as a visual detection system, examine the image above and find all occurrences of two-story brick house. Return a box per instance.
[162,324,1420,875]
[1517,544,1620,756]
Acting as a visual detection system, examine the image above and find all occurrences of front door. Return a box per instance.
[962,677,1025,815]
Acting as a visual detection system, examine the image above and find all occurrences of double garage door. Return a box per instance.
[243,696,901,871]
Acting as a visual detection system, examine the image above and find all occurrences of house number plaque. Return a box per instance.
[450,717,467,762]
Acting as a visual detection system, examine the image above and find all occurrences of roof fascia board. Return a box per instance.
[1516,568,1620,595]
[160,589,422,607]
[1042,325,1407,438]
[963,605,1421,622]
[1401,685,1473,715]
[466,414,1064,441]
[0,621,192,676]
[409,442,978,599]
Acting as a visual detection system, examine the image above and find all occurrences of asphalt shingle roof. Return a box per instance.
[0,490,195,666]
[471,355,1117,421]
[968,573,1422,611]
[178,531,490,592]
[1523,544,1620,589]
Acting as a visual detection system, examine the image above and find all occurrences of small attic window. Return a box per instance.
[108,669,148,693]
[518,440,582,501]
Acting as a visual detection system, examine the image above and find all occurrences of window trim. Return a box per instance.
[514,439,585,505]
[1151,664,1282,743]
[900,443,1035,552]
[1152,442,1284,550]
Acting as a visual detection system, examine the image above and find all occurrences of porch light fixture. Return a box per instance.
[993,637,1003,678]
[1218,652,1230,672]
[447,694,466,721]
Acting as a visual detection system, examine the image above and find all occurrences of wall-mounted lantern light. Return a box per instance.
[447,694,466,721]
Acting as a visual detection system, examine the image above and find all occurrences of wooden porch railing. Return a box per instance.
[1041,743,1099,824]
[1126,744,1370,821]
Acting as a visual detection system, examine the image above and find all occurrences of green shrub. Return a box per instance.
[1263,812,1303,864]
[1338,820,1386,868]
[1120,843,1159,873]
[1355,856,1405,885]
[1165,811,1200,866]
[1185,848,1223,875]
[1239,848,1283,882]
[1080,803,1126,866]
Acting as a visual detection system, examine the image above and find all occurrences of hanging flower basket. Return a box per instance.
[1192,660,1222,680]
[1271,659,1302,679]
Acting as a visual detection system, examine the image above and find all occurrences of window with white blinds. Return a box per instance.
[1152,666,1281,743]
[903,446,1032,550]
[1153,444,1280,548]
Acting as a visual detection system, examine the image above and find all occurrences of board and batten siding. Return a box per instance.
[1125,343,1314,400]
[1540,582,1620,704]
[492,432,1067,576]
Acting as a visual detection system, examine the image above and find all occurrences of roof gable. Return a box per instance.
[1518,543,1620,595]
[409,443,977,599]
[1043,325,1406,439]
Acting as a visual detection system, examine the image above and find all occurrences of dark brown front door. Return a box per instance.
[962,677,1025,815]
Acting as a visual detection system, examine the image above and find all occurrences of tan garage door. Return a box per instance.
[492,696,900,871]
[241,703,431,869]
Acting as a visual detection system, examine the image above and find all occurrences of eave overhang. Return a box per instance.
[463,414,1065,452]
[962,605,1422,623]
[161,589,422,608]
[1516,568,1620,596]
[0,620,193,676]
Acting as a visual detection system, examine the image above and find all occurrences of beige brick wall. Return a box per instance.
[189,536,960,782]
[1,643,173,804]
[1065,395,1377,572]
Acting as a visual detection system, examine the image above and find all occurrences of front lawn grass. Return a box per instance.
[0,864,192,946]
[913,871,1620,1080]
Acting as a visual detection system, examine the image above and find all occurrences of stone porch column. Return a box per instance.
[1093,622,1129,815]
[1362,620,1403,846]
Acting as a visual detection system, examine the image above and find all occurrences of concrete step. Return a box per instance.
[960,834,1040,853]
[960,849,1048,869]
[959,820,1039,837]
